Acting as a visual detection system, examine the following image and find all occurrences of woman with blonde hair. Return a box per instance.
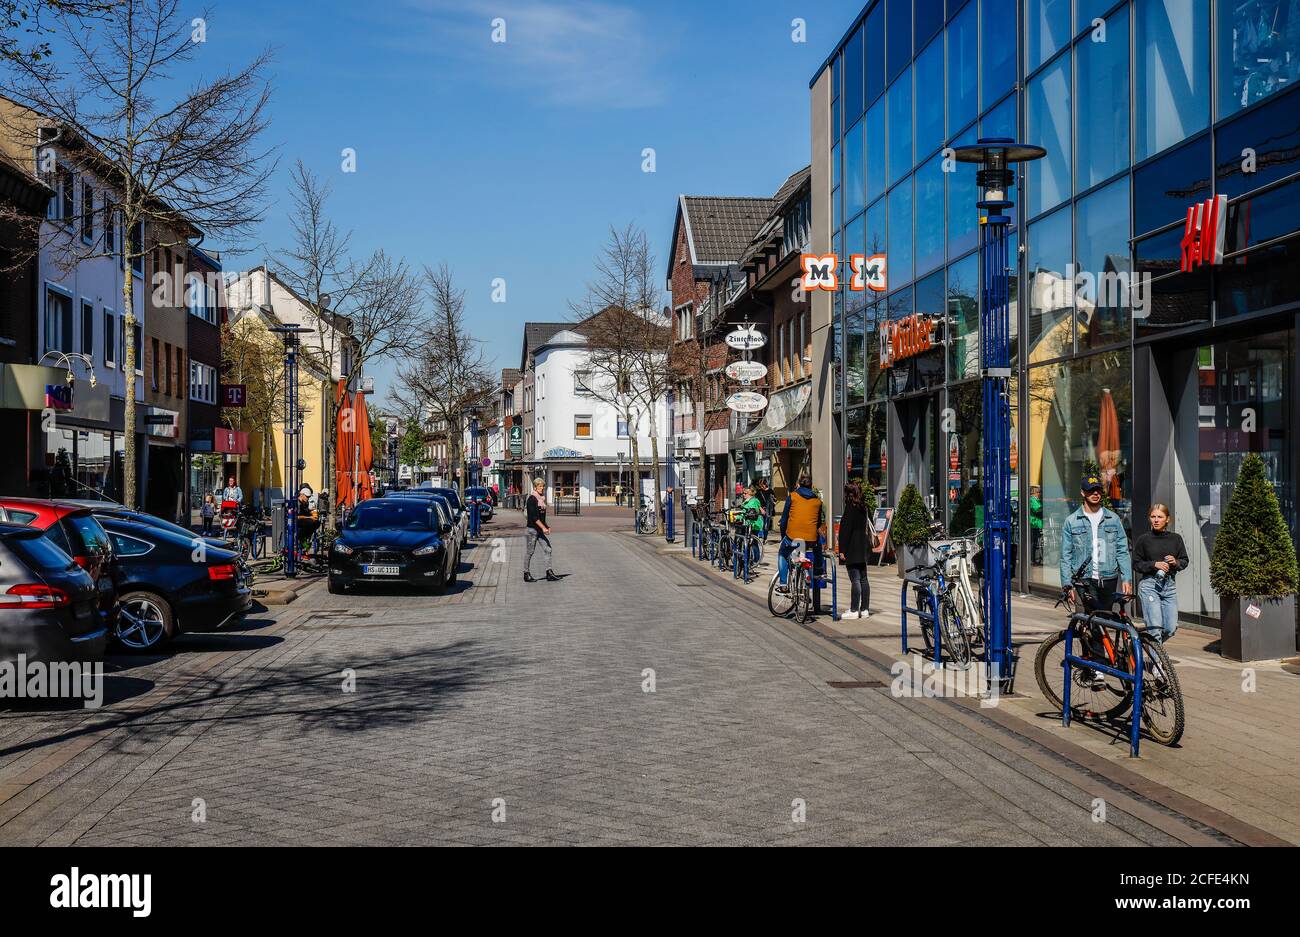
[524,477,558,583]
[1133,503,1188,642]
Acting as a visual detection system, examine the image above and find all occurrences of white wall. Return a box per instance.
[225,268,353,381]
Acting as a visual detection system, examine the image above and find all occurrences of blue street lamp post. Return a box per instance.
[951,138,1045,695]
[665,394,675,542]
[270,325,313,577]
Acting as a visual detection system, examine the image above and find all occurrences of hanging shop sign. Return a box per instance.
[1180,194,1227,272]
[879,314,939,368]
[849,253,888,292]
[44,383,74,411]
[725,360,768,383]
[509,425,522,456]
[221,384,247,408]
[726,391,768,414]
[725,327,767,351]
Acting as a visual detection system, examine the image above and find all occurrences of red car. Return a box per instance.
[0,498,118,621]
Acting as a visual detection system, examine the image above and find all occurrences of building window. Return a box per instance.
[617,417,630,438]
[103,199,115,253]
[888,175,914,287]
[947,1,977,137]
[44,287,72,354]
[1027,50,1072,218]
[58,167,75,226]
[1027,0,1071,73]
[981,0,1017,109]
[133,323,143,375]
[1136,0,1210,161]
[129,221,144,276]
[1027,205,1074,359]
[1075,176,1131,350]
[1076,7,1130,192]
[914,36,943,160]
[189,360,217,404]
[574,369,593,395]
[150,338,160,391]
[887,67,912,186]
[886,0,911,82]
[80,181,94,243]
[80,300,93,356]
[574,415,593,439]
[1218,0,1299,119]
[104,310,115,366]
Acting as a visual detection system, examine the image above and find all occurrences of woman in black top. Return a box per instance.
[524,478,558,583]
[836,483,879,619]
[1133,503,1188,642]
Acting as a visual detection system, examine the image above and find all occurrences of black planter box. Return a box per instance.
[1219,594,1297,662]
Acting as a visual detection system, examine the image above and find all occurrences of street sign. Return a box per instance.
[724,327,766,351]
[509,424,522,456]
[481,457,491,467]
[725,360,768,383]
[726,391,768,413]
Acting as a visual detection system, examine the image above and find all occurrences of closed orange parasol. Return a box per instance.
[335,381,374,510]
[1097,387,1122,501]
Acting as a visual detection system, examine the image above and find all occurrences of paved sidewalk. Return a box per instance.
[662,535,1300,845]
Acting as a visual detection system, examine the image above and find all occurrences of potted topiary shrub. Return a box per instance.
[891,483,933,578]
[1209,453,1299,661]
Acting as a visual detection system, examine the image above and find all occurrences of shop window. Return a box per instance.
[947,1,978,137]
[1133,134,1211,237]
[1026,205,1074,363]
[844,22,865,124]
[846,308,866,406]
[865,300,886,400]
[1217,0,1299,120]
[887,66,913,186]
[1027,0,1070,73]
[981,0,1017,109]
[1217,233,1300,320]
[888,175,914,286]
[845,117,865,220]
[1026,349,1132,589]
[1216,88,1300,200]
[915,36,945,160]
[1076,176,1131,349]
[1027,50,1072,218]
[947,252,980,380]
[887,0,911,81]
[1075,7,1129,191]
[866,2,886,105]
[865,99,886,204]
[915,152,946,276]
[1136,0,1210,161]
[1134,223,1184,280]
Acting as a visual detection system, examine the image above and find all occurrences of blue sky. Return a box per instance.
[198,0,865,392]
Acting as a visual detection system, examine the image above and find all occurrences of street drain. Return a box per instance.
[827,680,885,689]
[308,611,373,620]
[676,583,707,587]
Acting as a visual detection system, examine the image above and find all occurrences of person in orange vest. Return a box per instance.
[776,473,827,613]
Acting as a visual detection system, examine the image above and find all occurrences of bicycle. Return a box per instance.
[728,508,763,581]
[235,506,268,561]
[907,553,973,669]
[635,495,657,535]
[933,538,985,656]
[767,538,820,624]
[1034,563,1185,746]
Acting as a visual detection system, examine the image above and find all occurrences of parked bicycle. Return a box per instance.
[907,551,974,669]
[729,506,763,581]
[933,538,985,655]
[1034,563,1185,746]
[635,495,657,535]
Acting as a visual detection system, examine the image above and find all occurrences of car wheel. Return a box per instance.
[446,553,458,584]
[328,577,347,595]
[115,591,175,651]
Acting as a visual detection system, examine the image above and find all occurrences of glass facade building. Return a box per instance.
[814,0,1300,627]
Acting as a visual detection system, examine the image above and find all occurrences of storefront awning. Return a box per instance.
[738,382,811,446]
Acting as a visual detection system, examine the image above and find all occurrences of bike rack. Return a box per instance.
[900,576,943,666]
[1062,611,1144,758]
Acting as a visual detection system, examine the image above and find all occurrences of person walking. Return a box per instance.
[836,483,880,619]
[614,482,623,507]
[756,478,776,542]
[200,494,216,535]
[1133,503,1188,642]
[1059,474,1133,613]
[1029,484,1044,566]
[777,474,827,613]
[524,478,558,583]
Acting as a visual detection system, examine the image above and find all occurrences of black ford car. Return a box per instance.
[328,498,458,595]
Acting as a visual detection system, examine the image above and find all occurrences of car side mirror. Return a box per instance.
[441,523,452,535]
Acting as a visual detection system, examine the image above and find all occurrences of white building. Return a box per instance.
[531,328,667,506]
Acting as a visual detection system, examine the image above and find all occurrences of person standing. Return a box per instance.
[614,482,623,507]
[778,474,827,613]
[220,475,243,504]
[524,478,558,583]
[200,494,216,535]
[1133,504,1188,642]
[1029,485,1044,566]
[836,483,880,619]
[756,478,776,542]
[1059,474,1132,612]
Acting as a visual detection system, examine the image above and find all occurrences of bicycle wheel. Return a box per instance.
[767,572,795,617]
[793,566,813,624]
[940,594,972,669]
[1034,630,1132,720]
[748,536,763,567]
[956,586,984,648]
[915,586,937,655]
[1137,636,1185,746]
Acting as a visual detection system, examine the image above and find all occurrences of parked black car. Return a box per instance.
[464,486,494,522]
[97,517,252,650]
[69,500,254,587]
[0,522,107,665]
[386,488,468,546]
[328,497,459,595]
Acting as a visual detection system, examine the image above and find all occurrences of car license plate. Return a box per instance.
[362,565,400,576]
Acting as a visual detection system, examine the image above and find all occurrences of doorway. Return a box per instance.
[889,392,942,514]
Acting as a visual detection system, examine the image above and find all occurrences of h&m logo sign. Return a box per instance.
[801,254,887,292]
[1180,195,1227,273]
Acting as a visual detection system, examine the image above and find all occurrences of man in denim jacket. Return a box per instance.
[1059,475,1133,613]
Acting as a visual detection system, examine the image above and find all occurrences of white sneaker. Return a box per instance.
[860,609,871,620]
[842,610,860,620]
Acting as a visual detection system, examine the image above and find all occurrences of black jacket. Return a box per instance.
[837,502,873,565]
[526,493,547,530]
[1132,529,1188,580]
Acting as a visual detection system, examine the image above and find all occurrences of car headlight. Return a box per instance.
[413,542,442,556]
[333,542,354,555]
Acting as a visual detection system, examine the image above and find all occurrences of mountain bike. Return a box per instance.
[1034,564,1185,746]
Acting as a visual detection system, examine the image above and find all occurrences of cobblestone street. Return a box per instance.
[0,510,1259,846]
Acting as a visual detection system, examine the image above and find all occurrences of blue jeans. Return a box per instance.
[1138,575,1179,641]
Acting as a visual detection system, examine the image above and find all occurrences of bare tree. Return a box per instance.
[1,0,107,63]
[571,224,671,529]
[220,315,284,504]
[2,0,274,506]
[397,265,494,490]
